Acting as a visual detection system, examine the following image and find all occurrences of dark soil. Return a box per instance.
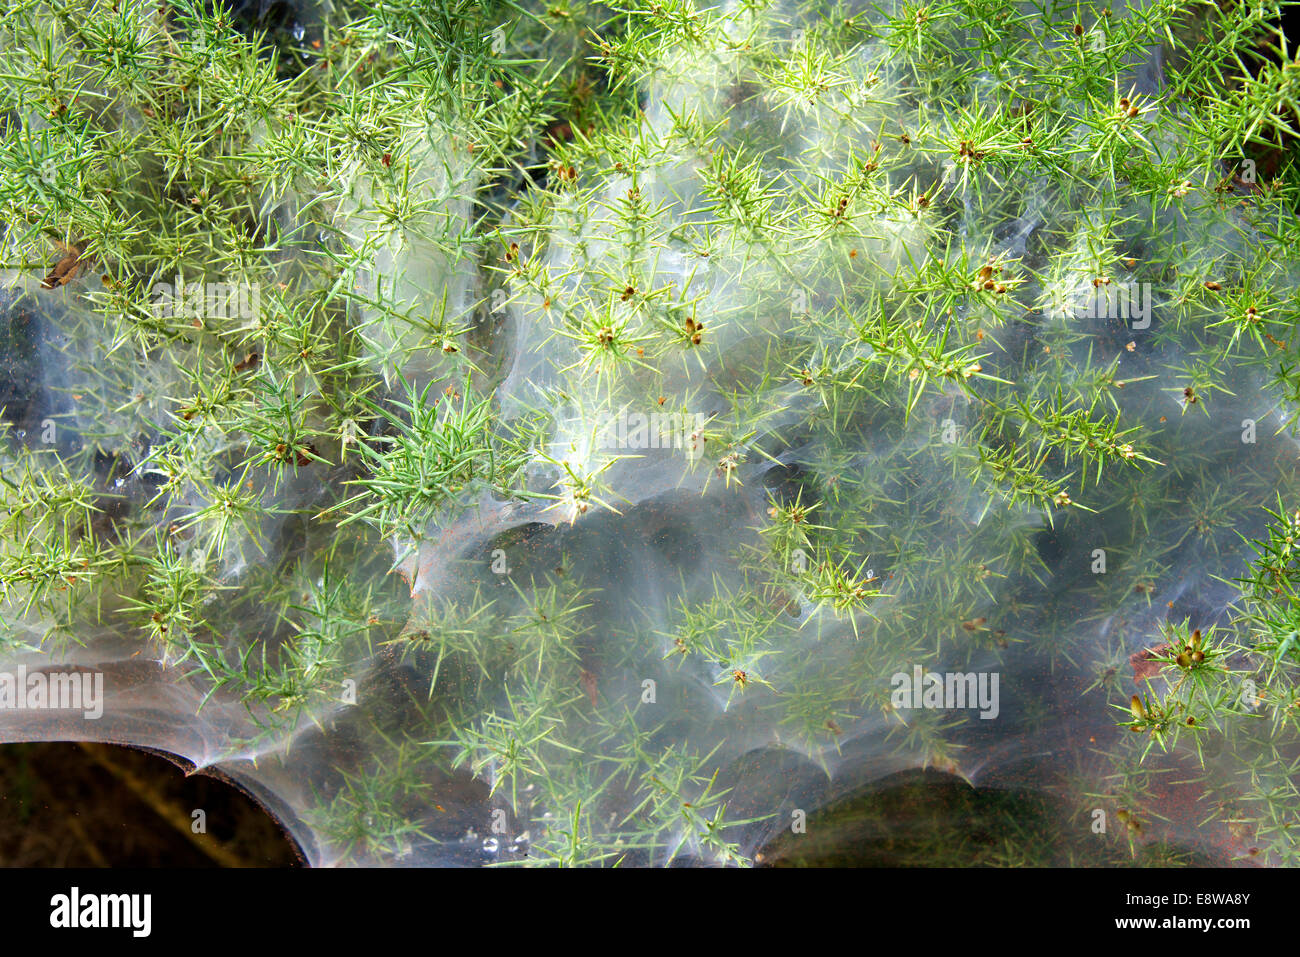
[0,742,301,867]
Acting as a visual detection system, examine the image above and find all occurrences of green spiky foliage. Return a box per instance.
[0,0,1298,866]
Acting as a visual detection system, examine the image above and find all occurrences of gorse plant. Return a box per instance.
[0,0,1298,866]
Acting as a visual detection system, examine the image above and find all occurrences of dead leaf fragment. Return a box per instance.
[1130,643,1172,685]
[579,668,598,707]
[41,242,84,289]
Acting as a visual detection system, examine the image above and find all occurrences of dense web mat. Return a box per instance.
[1,0,1298,864]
